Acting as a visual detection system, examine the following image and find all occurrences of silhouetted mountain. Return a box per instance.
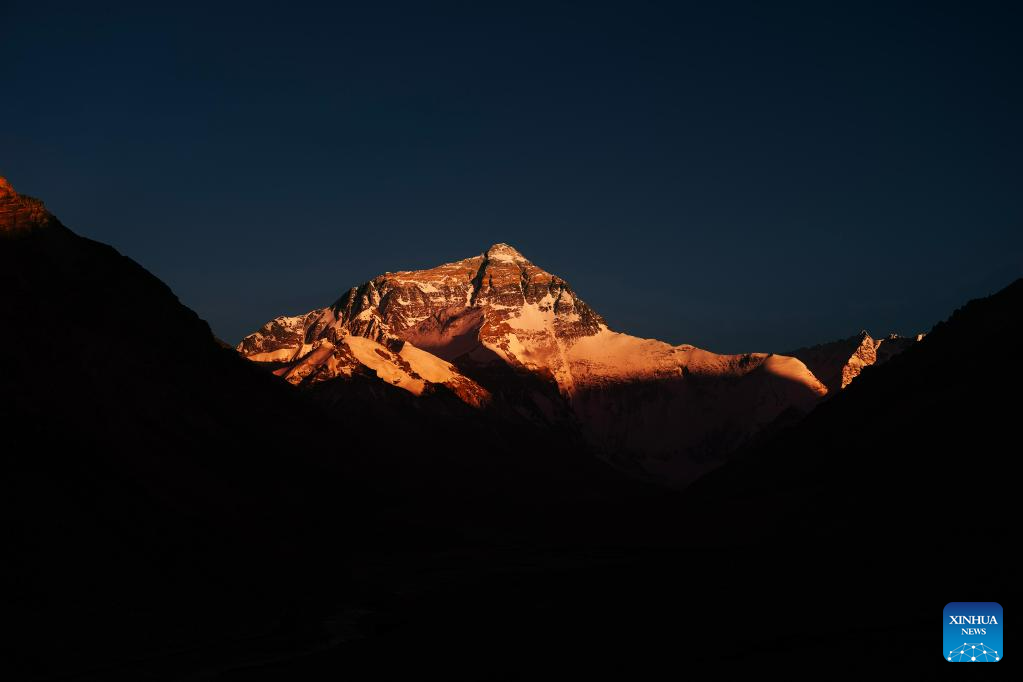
[1,177,361,677]
[687,278,1014,548]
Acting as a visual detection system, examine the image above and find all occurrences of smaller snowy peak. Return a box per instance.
[788,329,923,392]
[236,310,325,362]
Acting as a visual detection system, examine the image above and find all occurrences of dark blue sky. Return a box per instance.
[3,1,1020,352]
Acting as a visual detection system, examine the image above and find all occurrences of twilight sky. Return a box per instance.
[3,1,1020,352]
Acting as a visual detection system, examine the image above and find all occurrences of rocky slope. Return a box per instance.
[788,331,923,393]
[0,177,54,232]
[240,243,828,485]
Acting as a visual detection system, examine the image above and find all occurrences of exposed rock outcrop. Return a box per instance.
[0,176,56,233]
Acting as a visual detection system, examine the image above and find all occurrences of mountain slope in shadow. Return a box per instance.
[687,277,1021,540]
[1,177,659,679]
[1,177,360,677]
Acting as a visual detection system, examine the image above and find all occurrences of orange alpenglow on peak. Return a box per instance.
[485,243,528,261]
[0,176,54,232]
[237,242,829,487]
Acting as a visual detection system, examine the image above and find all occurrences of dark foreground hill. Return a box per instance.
[1,178,352,677]
[688,277,1021,542]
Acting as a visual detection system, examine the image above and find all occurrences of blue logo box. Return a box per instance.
[944,602,1002,662]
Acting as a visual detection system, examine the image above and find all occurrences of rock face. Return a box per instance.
[240,243,828,485]
[272,334,492,409]
[0,176,56,233]
[788,331,923,393]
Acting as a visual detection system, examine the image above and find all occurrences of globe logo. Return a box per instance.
[948,643,999,662]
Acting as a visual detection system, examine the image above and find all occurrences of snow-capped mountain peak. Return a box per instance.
[240,242,606,372]
[239,244,829,486]
[483,242,529,263]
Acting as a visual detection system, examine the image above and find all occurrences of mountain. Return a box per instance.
[240,243,827,486]
[787,330,923,393]
[0,176,355,677]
